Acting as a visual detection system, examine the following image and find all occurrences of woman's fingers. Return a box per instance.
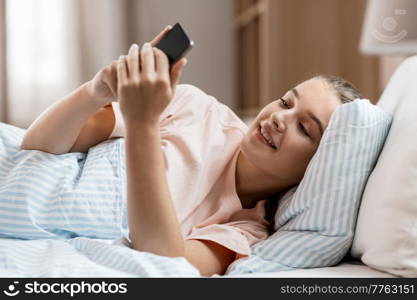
[107,60,118,99]
[153,48,170,81]
[170,58,187,88]
[117,55,128,85]
[150,25,172,46]
[140,43,156,76]
[127,44,140,81]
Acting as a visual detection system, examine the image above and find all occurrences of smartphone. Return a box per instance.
[155,23,194,66]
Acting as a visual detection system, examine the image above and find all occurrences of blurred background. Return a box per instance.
[0,0,413,128]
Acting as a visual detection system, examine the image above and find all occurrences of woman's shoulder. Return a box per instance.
[164,84,211,116]
[175,83,205,96]
[173,84,248,132]
[173,84,208,103]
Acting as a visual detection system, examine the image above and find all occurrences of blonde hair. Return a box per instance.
[316,74,363,104]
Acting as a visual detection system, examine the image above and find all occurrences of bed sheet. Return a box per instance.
[0,124,394,278]
[0,237,200,277]
[224,261,396,278]
[0,236,396,278]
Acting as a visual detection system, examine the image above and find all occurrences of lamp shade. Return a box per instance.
[360,0,417,55]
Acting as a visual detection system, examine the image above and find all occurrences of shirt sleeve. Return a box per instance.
[184,218,270,262]
[109,102,125,138]
[108,84,195,139]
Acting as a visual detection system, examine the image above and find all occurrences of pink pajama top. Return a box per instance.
[110,84,269,261]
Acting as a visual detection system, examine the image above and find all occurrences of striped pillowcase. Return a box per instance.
[226,99,392,275]
[0,122,128,240]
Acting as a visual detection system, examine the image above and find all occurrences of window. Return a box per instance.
[6,0,78,128]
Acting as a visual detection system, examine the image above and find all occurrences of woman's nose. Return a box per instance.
[271,112,287,134]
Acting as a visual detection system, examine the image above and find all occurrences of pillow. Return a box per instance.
[351,56,417,277]
[226,98,392,275]
[0,122,127,240]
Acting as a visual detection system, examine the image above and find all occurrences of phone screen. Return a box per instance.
[155,23,194,65]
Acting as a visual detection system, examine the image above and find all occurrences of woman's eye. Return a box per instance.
[280,98,289,108]
[299,123,310,137]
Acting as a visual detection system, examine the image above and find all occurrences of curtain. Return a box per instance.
[75,0,141,83]
[4,0,141,128]
[1,0,236,126]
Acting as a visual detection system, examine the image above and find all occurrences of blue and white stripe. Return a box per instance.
[0,122,128,240]
[0,237,199,277]
[226,99,392,275]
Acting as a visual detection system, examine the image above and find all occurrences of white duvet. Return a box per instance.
[0,122,200,277]
[0,237,200,277]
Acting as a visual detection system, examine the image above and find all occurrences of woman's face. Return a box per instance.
[240,78,341,186]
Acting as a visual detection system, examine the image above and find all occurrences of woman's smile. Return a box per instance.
[256,125,277,150]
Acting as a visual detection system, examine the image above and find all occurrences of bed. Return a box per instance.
[2,56,417,279]
[0,237,393,277]
[0,113,397,278]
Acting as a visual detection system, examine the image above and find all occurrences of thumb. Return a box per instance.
[102,73,118,101]
[170,58,187,89]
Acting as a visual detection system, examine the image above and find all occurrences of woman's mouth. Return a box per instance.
[256,125,277,150]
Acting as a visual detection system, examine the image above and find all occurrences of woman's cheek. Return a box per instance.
[287,137,311,161]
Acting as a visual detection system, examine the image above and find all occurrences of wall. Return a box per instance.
[236,0,381,121]
[137,0,236,110]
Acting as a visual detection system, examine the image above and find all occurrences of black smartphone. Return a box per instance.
[155,23,194,66]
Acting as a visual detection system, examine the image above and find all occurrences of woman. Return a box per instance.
[20,26,362,276]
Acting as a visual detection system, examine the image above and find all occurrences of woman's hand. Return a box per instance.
[85,25,185,107]
[86,60,118,105]
[117,42,187,126]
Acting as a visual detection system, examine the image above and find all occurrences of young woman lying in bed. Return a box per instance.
[19,26,362,277]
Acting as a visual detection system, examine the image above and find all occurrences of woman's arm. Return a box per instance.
[125,115,235,276]
[20,26,175,155]
[68,104,115,153]
[119,42,186,256]
[118,43,234,276]
[125,121,185,256]
[20,61,117,154]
